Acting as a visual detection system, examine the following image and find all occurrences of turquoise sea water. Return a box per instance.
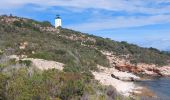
[138,77,170,100]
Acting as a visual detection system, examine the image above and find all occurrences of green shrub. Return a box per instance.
[0,73,8,100]
[29,52,54,60]
[0,64,6,71]
[0,49,3,55]
[41,21,52,27]
[63,64,81,72]
[19,60,32,66]
[13,21,22,27]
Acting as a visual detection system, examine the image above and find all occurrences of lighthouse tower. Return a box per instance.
[55,15,62,28]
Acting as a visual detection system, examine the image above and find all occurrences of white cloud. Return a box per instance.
[0,0,170,14]
[0,0,170,31]
[0,0,170,50]
[66,14,170,32]
[136,38,170,50]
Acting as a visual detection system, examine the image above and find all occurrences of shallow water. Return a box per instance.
[138,77,170,100]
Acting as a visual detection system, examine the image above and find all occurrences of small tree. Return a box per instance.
[13,21,22,27]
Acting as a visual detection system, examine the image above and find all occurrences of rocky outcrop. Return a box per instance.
[115,61,170,77]
[96,65,141,82]
[158,66,170,76]
[111,72,140,81]
[0,16,19,24]
[115,65,143,74]
[39,27,56,32]
[92,65,143,96]
[23,58,64,71]
[19,41,28,50]
[101,51,170,77]
[8,55,64,71]
[64,34,96,42]
[136,64,170,76]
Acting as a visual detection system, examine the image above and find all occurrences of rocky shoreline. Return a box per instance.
[95,51,170,98]
[92,65,157,98]
[8,52,170,98]
[101,51,170,77]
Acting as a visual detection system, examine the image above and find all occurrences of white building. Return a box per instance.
[55,15,62,28]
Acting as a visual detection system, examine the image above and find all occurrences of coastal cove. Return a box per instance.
[0,15,170,99]
[137,77,170,99]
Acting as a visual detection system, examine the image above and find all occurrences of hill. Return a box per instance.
[0,15,170,100]
[0,15,169,67]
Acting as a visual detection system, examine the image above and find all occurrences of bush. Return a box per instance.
[0,64,6,71]
[0,73,8,100]
[13,21,22,27]
[0,65,126,100]
[0,49,3,55]
[29,52,54,60]
[63,64,81,72]
[41,21,52,27]
[19,60,32,66]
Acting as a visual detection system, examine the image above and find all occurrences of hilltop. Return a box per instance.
[0,15,170,100]
[0,15,170,66]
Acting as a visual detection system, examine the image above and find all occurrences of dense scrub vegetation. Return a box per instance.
[0,15,170,67]
[0,17,109,73]
[94,38,170,66]
[0,15,168,100]
[53,27,170,66]
[0,56,126,100]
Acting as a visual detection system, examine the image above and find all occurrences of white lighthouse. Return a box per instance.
[55,15,62,28]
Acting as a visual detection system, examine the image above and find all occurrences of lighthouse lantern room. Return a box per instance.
[55,15,62,28]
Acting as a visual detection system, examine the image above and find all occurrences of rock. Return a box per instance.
[8,55,65,71]
[137,63,158,76]
[8,55,20,61]
[158,66,170,76]
[115,65,143,74]
[8,55,27,61]
[23,58,64,71]
[111,72,140,81]
[101,50,170,77]
[19,41,28,50]
[92,71,140,96]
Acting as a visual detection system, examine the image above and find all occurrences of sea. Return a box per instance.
[138,77,170,100]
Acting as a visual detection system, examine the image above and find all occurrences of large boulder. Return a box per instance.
[111,72,140,81]
[158,66,170,76]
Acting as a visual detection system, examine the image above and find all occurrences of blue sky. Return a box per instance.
[0,0,170,50]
